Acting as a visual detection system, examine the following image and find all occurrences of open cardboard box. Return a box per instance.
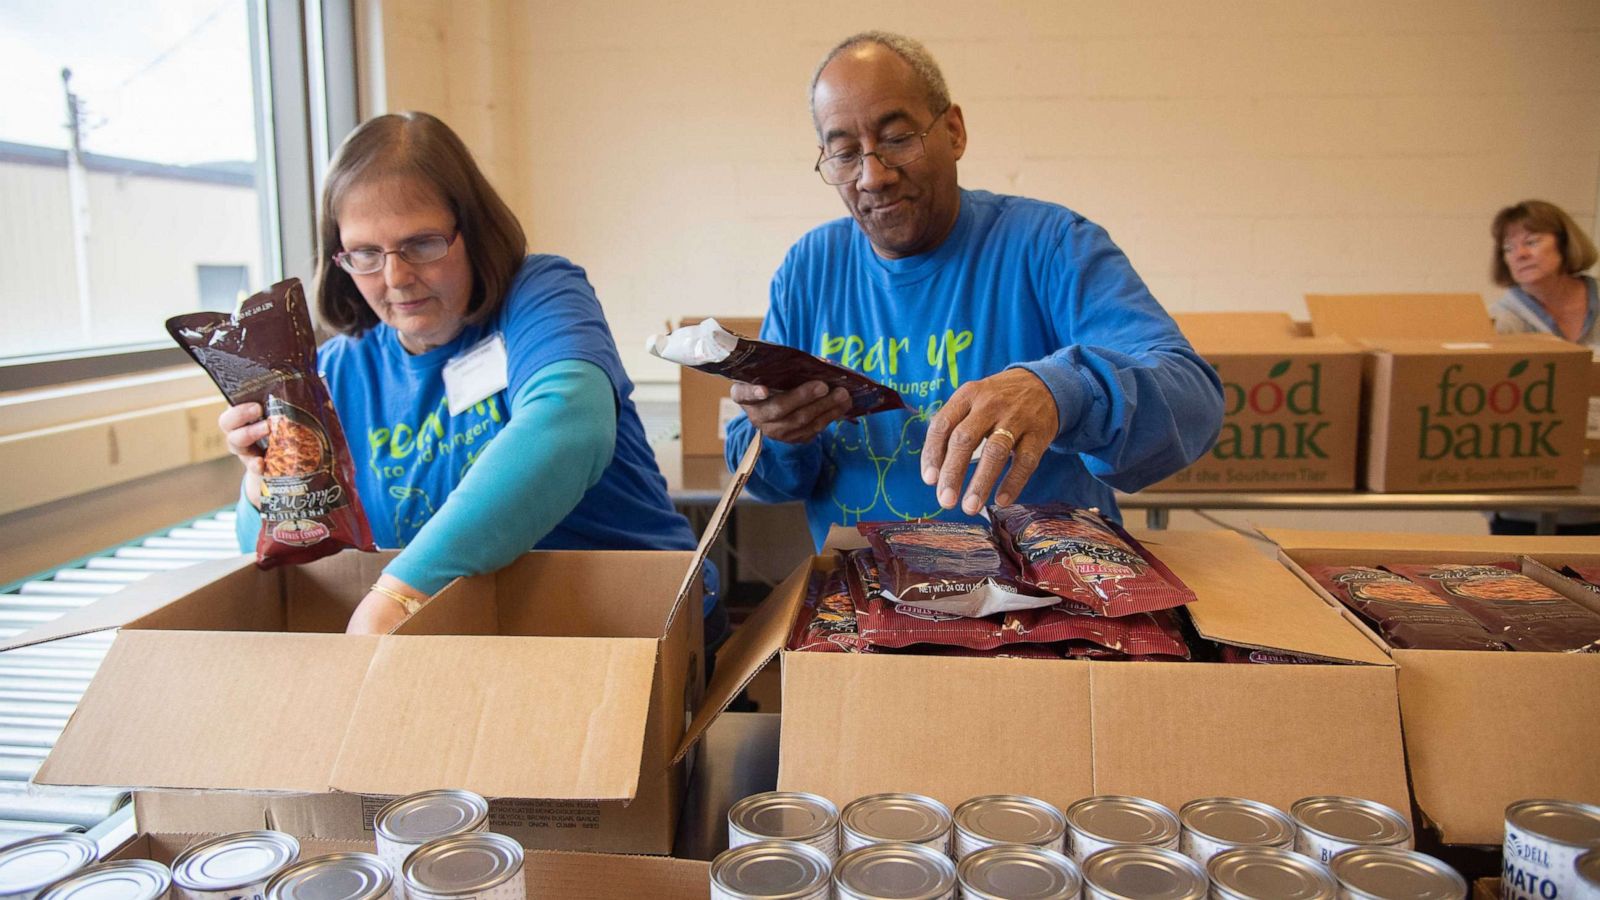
[689,528,1411,822]
[677,316,763,457]
[1270,529,1600,846]
[1153,312,1363,491]
[0,443,762,855]
[1305,294,1590,492]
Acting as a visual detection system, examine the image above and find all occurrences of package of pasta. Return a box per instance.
[858,520,1053,617]
[167,279,375,568]
[1006,605,1192,659]
[787,563,862,652]
[989,504,1195,616]
[1387,563,1600,653]
[847,549,1008,650]
[1303,565,1507,651]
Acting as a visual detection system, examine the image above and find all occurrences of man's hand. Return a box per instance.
[730,380,853,444]
[920,368,1059,514]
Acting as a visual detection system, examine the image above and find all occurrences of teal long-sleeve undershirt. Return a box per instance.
[235,359,616,594]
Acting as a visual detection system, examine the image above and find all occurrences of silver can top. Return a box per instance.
[1577,849,1600,890]
[0,833,99,895]
[1290,797,1411,847]
[376,791,490,845]
[841,793,952,846]
[955,795,1068,848]
[36,860,171,900]
[402,833,523,897]
[710,841,832,899]
[1329,848,1466,900]
[1067,796,1180,847]
[958,844,1081,900]
[834,842,958,900]
[266,852,393,900]
[1081,846,1207,900]
[1207,847,1336,900]
[729,792,839,844]
[1505,800,1600,849]
[173,830,301,891]
[1181,799,1295,849]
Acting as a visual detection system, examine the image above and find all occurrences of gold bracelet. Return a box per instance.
[370,584,424,615]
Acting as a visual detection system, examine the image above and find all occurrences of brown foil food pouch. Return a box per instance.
[1217,646,1337,665]
[858,520,1048,616]
[989,504,1195,616]
[787,563,861,652]
[1388,563,1600,653]
[848,549,1007,650]
[1007,606,1191,659]
[1305,565,1507,651]
[167,279,375,568]
[1561,566,1600,595]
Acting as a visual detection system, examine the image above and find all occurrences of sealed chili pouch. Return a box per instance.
[1217,646,1338,665]
[1561,566,1600,595]
[1387,563,1600,653]
[858,520,1051,617]
[1005,605,1191,658]
[167,279,375,567]
[1304,565,1507,651]
[989,504,1195,616]
[848,549,1008,649]
[787,563,862,652]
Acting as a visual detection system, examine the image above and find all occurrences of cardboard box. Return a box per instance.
[689,529,1410,822]
[677,316,763,457]
[1271,529,1600,846]
[1306,294,1591,492]
[1152,313,1363,491]
[0,444,761,855]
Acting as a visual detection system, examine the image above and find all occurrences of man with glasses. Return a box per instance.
[724,31,1223,548]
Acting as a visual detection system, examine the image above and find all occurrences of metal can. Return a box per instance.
[37,861,172,900]
[172,830,301,900]
[401,833,523,900]
[709,840,833,900]
[375,791,489,900]
[1575,849,1600,900]
[841,794,954,855]
[0,833,99,900]
[1207,847,1336,900]
[1081,846,1208,900]
[728,792,841,860]
[1290,798,1412,865]
[1329,847,1466,900]
[958,844,1081,900]
[265,853,392,900]
[1502,800,1600,900]
[1066,797,1182,864]
[834,842,957,900]
[1181,799,1298,865]
[953,795,1068,860]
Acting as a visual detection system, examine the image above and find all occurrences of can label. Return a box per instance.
[1503,824,1586,900]
[1180,830,1231,865]
[405,878,520,900]
[729,825,840,861]
[178,885,271,900]
[1073,832,1178,864]
[957,829,1066,861]
[1296,830,1357,865]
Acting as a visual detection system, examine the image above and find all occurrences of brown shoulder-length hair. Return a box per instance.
[1490,199,1598,287]
[314,111,527,336]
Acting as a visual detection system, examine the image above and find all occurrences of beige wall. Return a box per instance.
[364,0,1600,384]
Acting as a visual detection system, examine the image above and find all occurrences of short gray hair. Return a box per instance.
[809,31,951,125]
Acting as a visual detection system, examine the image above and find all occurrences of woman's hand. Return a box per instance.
[219,402,269,508]
[346,575,429,635]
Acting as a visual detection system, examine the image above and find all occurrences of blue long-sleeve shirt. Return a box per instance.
[724,189,1223,548]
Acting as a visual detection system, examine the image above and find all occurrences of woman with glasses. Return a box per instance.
[219,111,708,635]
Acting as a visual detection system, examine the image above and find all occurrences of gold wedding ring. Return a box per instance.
[989,427,1017,446]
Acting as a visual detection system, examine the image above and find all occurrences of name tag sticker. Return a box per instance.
[443,333,510,415]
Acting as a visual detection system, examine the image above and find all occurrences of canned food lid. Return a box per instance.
[841,793,952,845]
[1181,799,1295,848]
[710,841,832,899]
[1506,800,1600,848]
[267,853,392,900]
[1577,848,1600,887]
[958,844,1080,900]
[1207,848,1337,900]
[403,832,523,896]
[1330,848,1466,900]
[1067,796,1180,846]
[835,842,957,900]
[37,860,172,900]
[0,833,99,892]
[1291,797,1411,846]
[1080,846,1207,900]
[729,792,839,843]
[376,790,490,844]
[174,830,301,890]
[955,795,1067,846]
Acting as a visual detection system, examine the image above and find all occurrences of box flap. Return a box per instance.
[37,631,377,792]
[0,555,254,652]
[665,435,761,635]
[526,850,710,898]
[1305,293,1493,342]
[331,636,659,801]
[1174,312,1298,343]
[1265,529,1600,555]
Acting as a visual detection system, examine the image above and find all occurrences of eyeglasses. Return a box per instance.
[1501,233,1552,255]
[333,228,459,275]
[814,107,950,185]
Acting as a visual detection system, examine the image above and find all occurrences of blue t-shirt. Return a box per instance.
[724,189,1223,548]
